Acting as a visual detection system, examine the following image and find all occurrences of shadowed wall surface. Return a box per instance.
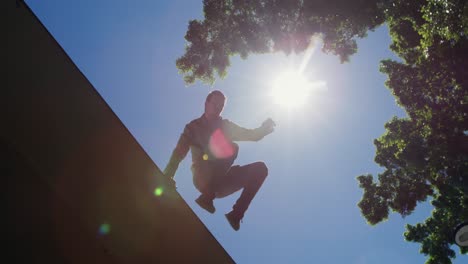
[4,1,234,263]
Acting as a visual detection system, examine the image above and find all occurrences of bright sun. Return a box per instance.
[270,71,313,109]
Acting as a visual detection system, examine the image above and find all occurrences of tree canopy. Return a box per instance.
[177,0,386,84]
[177,0,468,263]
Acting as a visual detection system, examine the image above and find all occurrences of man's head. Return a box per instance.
[204,90,226,120]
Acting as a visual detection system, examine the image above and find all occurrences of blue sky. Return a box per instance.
[26,1,467,263]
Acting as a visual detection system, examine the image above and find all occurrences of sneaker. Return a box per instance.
[225,211,243,231]
[195,195,215,214]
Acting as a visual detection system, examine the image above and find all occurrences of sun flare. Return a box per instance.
[270,71,313,109]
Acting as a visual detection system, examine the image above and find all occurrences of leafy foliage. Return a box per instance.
[357,1,468,262]
[178,1,468,262]
[177,0,386,84]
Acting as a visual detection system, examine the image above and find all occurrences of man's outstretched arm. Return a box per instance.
[164,125,191,180]
[224,118,275,142]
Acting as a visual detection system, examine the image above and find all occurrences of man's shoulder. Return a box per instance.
[221,118,237,126]
[186,115,204,128]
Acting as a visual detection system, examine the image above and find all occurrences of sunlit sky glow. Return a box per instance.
[270,70,327,110]
[26,1,467,263]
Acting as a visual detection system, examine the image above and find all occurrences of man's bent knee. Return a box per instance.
[252,161,268,179]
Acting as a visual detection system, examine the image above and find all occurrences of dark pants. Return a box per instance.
[192,151,268,218]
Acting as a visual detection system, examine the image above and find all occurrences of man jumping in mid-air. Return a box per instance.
[164,90,275,231]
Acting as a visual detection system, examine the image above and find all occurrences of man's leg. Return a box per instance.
[231,162,268,218]
[194,144,239,213]
[216,162,269,230]
[193,169,217,213]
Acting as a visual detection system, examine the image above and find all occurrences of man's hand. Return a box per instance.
[167,177,177,190]
[261,118,276,135]
[163,166,177,190]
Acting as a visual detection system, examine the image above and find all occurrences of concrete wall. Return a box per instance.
[4,1,234,263]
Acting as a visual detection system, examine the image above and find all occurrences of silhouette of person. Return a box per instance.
[164,90,275,230]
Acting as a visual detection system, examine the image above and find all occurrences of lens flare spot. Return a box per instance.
[99,223,111,235]
[203,154,209,160]
[209,129,234,159]
[154,187,163,196]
